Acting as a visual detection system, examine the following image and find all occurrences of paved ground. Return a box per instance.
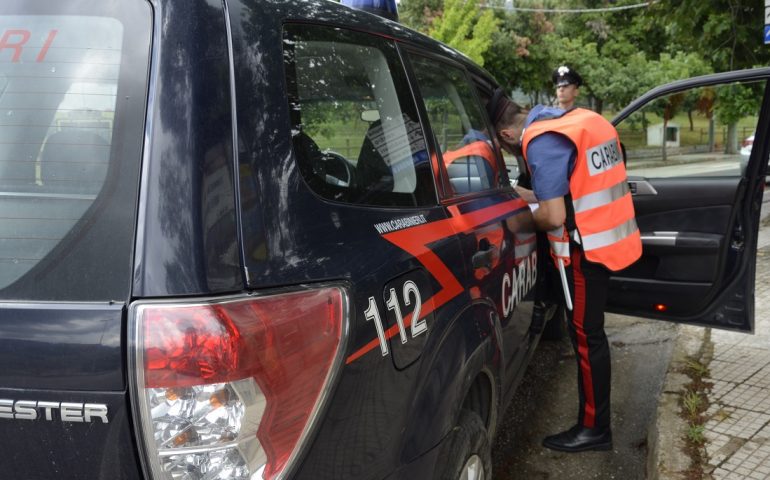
[491,313,677,479]
[492,194,770,479]
[650,213,770,480]
[706,250,770,478]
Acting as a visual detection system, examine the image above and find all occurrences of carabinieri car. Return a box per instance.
[0,1,768,479]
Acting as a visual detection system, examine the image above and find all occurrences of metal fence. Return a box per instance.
[618,126,754,147]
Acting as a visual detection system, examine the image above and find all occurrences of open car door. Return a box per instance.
[607,68,770,332]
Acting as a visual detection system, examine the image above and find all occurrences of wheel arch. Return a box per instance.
[397,301,503,466]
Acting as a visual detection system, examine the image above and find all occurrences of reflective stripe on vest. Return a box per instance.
[521,108,642,271]
[547,225,571,267]
[550,238,570,258]
[579,217,639,251]
[572,180,630,214]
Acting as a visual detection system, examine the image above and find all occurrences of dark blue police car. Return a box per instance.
[0,0,768,479]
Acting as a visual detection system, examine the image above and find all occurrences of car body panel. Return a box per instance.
[132,0,242,298]
[227,2,540,477]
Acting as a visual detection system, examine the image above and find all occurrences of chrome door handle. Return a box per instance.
[628,180,658,196]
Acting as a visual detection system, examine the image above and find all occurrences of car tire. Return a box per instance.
[434,409,492,480]
[541,305,566,341]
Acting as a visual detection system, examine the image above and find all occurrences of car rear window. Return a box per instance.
[0,2,151,301]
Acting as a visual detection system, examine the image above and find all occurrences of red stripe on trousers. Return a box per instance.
[572,247,596,428]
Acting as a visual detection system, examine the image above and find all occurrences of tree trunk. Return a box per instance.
[662,117,668,162]
[688,110,694,131]
[726,122,738,154]
[708,117,715,152]
[595,98,603,114]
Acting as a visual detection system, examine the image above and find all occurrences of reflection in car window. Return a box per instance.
[283,25,436,207]
[0,10,149,301]
[408,54,499,195]
[617,81,765,178]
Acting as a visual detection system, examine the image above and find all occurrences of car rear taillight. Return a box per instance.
[130,287,348,480]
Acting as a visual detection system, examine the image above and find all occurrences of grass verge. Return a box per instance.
[678,331,714,480]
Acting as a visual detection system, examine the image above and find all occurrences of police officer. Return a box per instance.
[491,91,641,452]
[552,65,582,111]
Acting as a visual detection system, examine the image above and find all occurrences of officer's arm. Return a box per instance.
[533,197,566,231]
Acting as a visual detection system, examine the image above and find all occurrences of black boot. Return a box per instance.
[542,424,612,452]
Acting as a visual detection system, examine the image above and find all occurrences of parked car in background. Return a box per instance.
[741,134,755,158]
[740,133,754,173]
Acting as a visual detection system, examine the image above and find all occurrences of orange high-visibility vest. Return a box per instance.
[442,140,497,169]
[522,108,641,271]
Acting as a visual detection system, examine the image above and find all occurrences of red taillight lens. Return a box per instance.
[132,287,347,480]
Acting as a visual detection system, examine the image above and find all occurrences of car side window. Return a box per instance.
[408,54,500,196]
[283,25,436,207]
[617,81,765,178]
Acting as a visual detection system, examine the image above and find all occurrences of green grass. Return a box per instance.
[684,358,710,378]
[614,110,757,149]
[687,423,706,444]
[683,391,704,419]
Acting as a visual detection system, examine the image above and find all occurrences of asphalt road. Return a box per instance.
[491,314,678,480]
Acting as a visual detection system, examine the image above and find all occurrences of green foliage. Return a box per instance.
[483,9,555,98]
[645,52,712,89]
[398,0,767,114]
[683,391,703,419]
[687,423,706,444]
[715,83,762,126]
[684,357,710,378]
[428,0,499,66]
[399,0,443,33]
[641,0,770,73]
[642,53,712,126]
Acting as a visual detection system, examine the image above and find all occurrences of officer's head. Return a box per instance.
[489,93,527,156]
[552,65,582,109]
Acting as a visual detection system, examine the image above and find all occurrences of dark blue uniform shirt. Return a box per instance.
[524,105,577,201]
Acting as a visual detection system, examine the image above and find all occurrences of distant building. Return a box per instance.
[647,122,680,147]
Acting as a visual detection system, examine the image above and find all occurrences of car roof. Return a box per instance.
[264,0,499,86]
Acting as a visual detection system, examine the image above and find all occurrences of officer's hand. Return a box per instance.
[515,185,538,204]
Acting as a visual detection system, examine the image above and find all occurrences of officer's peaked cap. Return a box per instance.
[552,65,583,87]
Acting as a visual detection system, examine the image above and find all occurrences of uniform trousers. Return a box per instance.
[564,239,611,430]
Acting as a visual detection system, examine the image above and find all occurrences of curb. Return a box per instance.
[647,325,708,479]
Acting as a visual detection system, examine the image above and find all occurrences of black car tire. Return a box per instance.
[433,409,491,480]
[541,305,567,341]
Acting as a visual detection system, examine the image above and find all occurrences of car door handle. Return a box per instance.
[628,179,658,196]
[472,248,494,270]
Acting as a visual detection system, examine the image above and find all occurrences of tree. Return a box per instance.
[428,0,499,66]
[482,8,556,103]
[643,52,712,160]
[715,83,762,154]
[636,1,769,155]
[398,0,443,33]
[640,0,770,73]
